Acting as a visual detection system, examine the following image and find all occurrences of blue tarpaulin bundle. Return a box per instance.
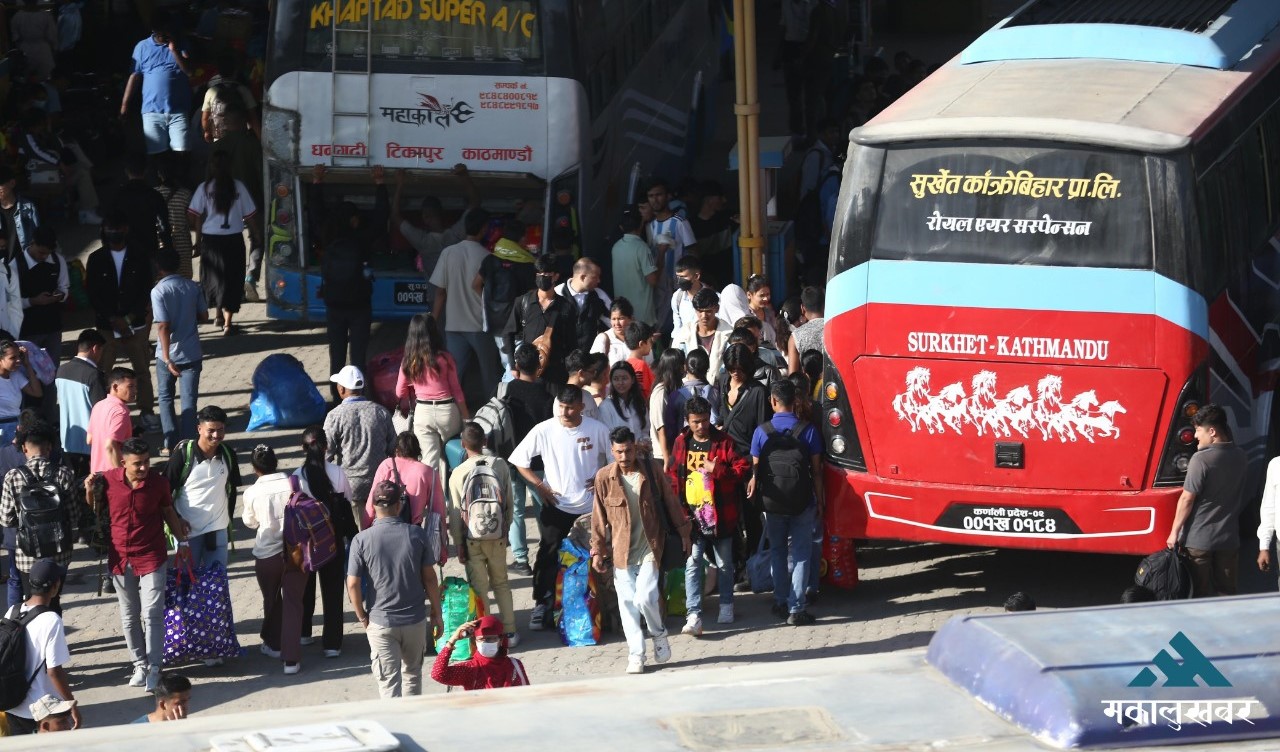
[246,354,326,431]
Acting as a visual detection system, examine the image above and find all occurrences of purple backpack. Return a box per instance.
[284,476,338,573]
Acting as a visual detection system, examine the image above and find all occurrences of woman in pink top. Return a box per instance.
[396,313,468,482]
[365,432,446,532]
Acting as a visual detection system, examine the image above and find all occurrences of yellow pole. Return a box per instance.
[734,0,764,285]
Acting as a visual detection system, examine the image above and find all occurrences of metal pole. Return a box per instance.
[733,0,764,285]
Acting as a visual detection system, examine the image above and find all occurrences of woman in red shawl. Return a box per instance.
[431,616,530,691]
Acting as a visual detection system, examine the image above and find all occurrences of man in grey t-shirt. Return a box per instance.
[1166,404,1248,597]
[346,481,442,698]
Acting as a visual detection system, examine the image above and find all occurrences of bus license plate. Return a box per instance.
[935,504,1081,535]
[394,282,428,307]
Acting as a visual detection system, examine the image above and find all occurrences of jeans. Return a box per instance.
[685,536,734,616]
[613,554,666,660]
[495,335,514,383]
[326,306,372,402]
[766,503,817,614]
[187,527,228,573]
[113,561,168,669]
[141,112,191,154]
[445,331,500,404]
[508,472,543,564]
[247,244,264,285]
[4,539,20,609]
[156,360,202,452]
[366,619,427,698]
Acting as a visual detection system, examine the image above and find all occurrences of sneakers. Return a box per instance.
[203,657,224,667]
[144,664,161,692]
[509,561,533,576]
[681,614,703,637]
[283,662,300,675]
[323,649,341,659]
[717,604,735,624]
[626,656,645,674]
[529,603,548,631]
[770,602,789,620]
[260,643,282,659]
[78,209,103,225]
[652,633,672,664]
[127,665,147,687]
[300,637,315,646]
[505,632,520,648]
[139,413,161,432]
[787,610,816,627]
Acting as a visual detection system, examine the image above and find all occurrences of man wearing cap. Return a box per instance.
[3,559,79,735]
[346,480,443,699]
[27,694,75,733]
[0,420,79,611]
[323,365,396,527]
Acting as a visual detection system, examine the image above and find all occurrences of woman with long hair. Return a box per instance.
[395,313,467,482]
[590,297,634,367]
[718,344,773,564]
[648,347,686,469]
[241,444,304,675]
[156,153,194,279]
[365,431,445,533]
[599,361,651,453]
[292,426,358,658]
[188,150,262,335]
[746,274,787,347]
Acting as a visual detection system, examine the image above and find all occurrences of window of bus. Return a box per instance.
[870,144,1153,270]
[303,0,542,65]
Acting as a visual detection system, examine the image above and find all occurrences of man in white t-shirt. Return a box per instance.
[392,164,479,284]
[430,208,501,402]
[3,559,80,736]
[165,406,239,576]
[508,385,610,631]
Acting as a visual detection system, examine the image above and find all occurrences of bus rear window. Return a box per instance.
[872,145,1152,269]
[305,0,541,63]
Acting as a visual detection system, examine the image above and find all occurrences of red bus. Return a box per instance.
[821,0,1280,554]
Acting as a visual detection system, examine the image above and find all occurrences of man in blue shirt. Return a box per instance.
[121,13,194,156]
[151,248,207,453]
[747,379,824,626]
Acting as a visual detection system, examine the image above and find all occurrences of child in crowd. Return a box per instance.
[431,616,530,691]
[624,321,656,399]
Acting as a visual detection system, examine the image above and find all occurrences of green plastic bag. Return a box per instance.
[434,576,481,661]
[663,566,688,617]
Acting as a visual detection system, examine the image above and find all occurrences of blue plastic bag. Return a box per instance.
[246,354,327,431]
[557,538,598,647]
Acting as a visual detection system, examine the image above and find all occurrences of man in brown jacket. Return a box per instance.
[590,426,690,674]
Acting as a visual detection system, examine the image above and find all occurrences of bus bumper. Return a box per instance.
[824,465,1179,554]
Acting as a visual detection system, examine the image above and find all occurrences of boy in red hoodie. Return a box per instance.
[667,394,750,636]
[431,615,530,691]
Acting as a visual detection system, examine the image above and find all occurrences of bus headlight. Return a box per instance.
[830,436,847,455]
[1173,454,1191,472]
[275,242,294,259]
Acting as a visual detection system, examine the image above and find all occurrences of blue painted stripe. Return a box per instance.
[826,260,1208,338]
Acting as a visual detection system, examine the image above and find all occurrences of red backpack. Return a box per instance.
[283,477,338,573]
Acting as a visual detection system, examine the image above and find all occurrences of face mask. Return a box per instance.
[476,640,500,658]
[103,230,127,245]
[676,278,694,292]
[535,275,555,291]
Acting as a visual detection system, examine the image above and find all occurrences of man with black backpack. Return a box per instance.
[747,380,824,626]
[309,165,388,403]
[0,421,78,611]
[480,218,537,381]
[1,558,79,735]
[166,406,239,577]
[448,422,517,646]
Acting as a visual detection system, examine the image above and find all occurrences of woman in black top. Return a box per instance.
[718,343,773,569]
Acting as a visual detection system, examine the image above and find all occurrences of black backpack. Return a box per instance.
[482,255,533,335]
[321,239,371,307]
[0,604,50,711]
[1134,547,1193,600]
[757,421,814,515]
[15,466,72,560]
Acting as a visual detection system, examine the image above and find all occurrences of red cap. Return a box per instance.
[475,615,505,636]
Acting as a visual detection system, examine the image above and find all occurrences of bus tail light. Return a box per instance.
[821,358,865,472]
[1154,366,1207,487]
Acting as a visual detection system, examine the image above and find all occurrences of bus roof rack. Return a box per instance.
[962,0,1280,70]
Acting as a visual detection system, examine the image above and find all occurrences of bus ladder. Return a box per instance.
[329,0,373,168]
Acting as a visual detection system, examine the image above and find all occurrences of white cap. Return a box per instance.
[329,365,365,390]
[29,694,76,722]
